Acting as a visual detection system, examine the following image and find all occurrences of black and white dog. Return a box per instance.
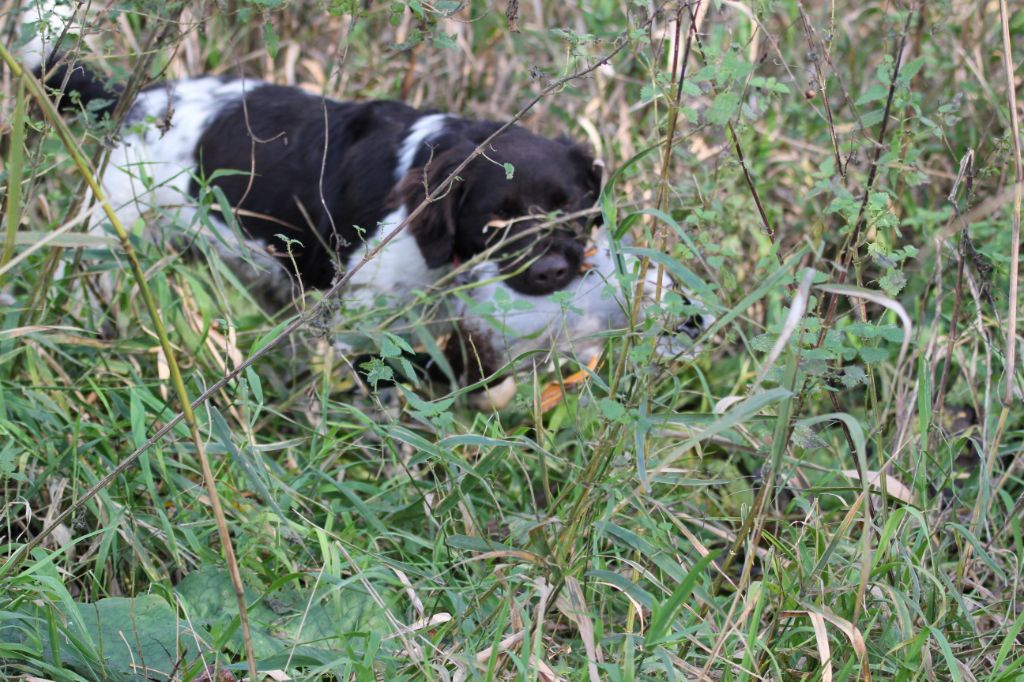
[18,6,713,404]
[21,20,598,309]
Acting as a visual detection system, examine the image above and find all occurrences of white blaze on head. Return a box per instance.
[395,113,450,181]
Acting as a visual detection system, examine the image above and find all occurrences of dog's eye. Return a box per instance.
[495,200,522,219]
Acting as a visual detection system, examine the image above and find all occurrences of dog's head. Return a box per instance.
[396,124,601,296]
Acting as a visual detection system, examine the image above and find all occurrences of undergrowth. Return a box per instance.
[1,0,1023,680]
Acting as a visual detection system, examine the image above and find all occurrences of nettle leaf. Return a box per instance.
[598,398,628,422]
[875,55,895,85]
[493,286,534,313]
[750,76,790,95]
[826,192,858,219]
[860,346,890,363]
[804,347,837,361]
[841,365,869,388]
[856,82,890,106]
[629,337,656,363]
[432,31,457,50]
[550,290,584,315]
[878,269,907,297]
[330,0,360,15]
[706,92,740,125]
[361,357,394,386]
[899,56,927,85]
[379,335,402,358]
[878,324,905,343]
[718,52,754,84]
[868,190,890,210]
[751,333,776,352]
[682,80,702,98]
[861,108,886,127]
[434,0,462,14]
[845,322,879,339]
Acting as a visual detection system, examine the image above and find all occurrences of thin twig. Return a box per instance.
[798,4,845,182]
[726,121,775,242]
[933,151,974,422]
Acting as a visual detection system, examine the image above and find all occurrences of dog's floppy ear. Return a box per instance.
[564,142,603,198]
[397,144,473,268]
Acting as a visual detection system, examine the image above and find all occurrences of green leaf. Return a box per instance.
[245,366,263,404]
[2,596,210,681]
[990,607,1024,676]
[928,626,964,682]
[860,346,889,363]
[856,82,890,106]
[129,387,146,449]
[706,92,740,125]
[861,108,886,127]
[598,397,627,422]
[899,56,927,84]
[878,269,907,297]
[446,535,510,552]
[840,365,869,388]
[502,162,515,180]
[379,334,402,358]
[586,570,654,609]
[361,356,394,386]
[262,21,279,59]
[644,551,718,646]
[670,388,792,455]
[175,567,386,663]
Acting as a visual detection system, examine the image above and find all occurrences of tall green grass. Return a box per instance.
[1,0,1022,680]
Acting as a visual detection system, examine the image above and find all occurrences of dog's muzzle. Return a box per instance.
[453,239,716,370]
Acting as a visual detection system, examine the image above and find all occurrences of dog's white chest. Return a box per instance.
[342,206,449,309]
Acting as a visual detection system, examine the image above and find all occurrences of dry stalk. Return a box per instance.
[964,0,1022,552]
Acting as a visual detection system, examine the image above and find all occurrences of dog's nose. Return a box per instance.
[674,294,714,341]
[676,315,707,340]
[527,253,574,292]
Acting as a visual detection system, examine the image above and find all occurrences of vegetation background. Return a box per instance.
[1,0,1022,679]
